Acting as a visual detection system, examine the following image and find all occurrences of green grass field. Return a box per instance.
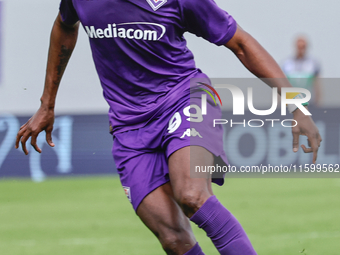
[0,177,340,255]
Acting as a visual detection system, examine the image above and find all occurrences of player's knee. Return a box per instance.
[176,191,206,217]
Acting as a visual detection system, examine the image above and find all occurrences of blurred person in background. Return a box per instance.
[282,35,322,106]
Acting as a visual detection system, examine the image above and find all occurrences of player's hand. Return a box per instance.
[292,108,322,164]
[15,106,55,155]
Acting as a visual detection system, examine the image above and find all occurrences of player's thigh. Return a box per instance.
[168,146,214,217]
[136,182,196,251]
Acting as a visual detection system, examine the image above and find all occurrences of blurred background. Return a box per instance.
[0,0,339,254]
[0,0,339,115]
[0,0,339,180]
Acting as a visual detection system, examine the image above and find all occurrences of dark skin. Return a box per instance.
[225,25,322,163]
[137,146,213,254]
[15,14,79,154]
[16,14,322,255]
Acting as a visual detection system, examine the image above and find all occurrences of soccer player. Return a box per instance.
[282,36,322,106]
[15,0,322,254]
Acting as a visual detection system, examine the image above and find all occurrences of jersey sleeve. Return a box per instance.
[179,0,237,46]
[59,0,79,25]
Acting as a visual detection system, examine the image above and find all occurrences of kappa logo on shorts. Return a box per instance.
[146,0,167,11]
[123,186,132,202]
[180,128,203,139]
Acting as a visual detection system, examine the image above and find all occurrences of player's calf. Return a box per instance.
[136,183,201,254]
[190,195,257,255]
[169,147,257,254]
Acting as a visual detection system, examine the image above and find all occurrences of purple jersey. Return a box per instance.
[60,0,237,134]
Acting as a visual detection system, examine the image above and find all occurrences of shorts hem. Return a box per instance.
[132,178,170,212]
[166,140,191,159]
[166,140,228,186]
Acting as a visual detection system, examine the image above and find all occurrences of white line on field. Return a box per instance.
[250,231,340,240]
[6,231,340,247]
[59,237,113,246]
[334,179,340,187]
[16,240,37,246]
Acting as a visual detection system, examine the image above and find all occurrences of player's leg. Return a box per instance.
[113,129,205,255]
[168,146,257,255]
[168,146,213,217]
[136,182,204,255]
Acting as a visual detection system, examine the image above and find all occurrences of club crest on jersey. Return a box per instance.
[123,186,132,202]
[146,0,167,11]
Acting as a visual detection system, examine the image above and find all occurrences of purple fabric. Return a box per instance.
[112,76,228,211]
[59,0,237,134]
[59,0,79,25]
[184,243,205,255]
[190,196,257,255]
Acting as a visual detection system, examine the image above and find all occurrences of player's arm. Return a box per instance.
[15,13,79,155]
[225,25,322,163]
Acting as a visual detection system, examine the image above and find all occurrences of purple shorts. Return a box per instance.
[112,80,228,211]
